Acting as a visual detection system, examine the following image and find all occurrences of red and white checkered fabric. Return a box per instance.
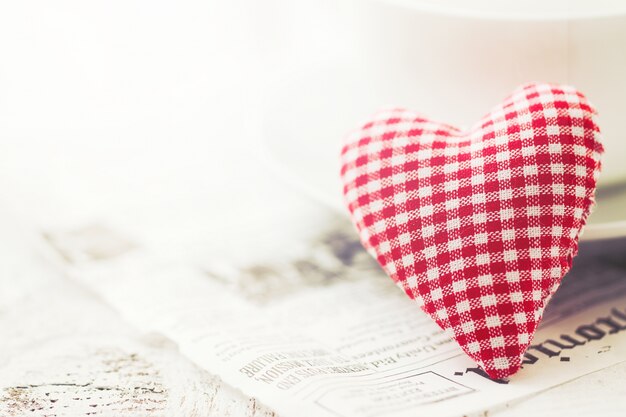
[340,83,603,379]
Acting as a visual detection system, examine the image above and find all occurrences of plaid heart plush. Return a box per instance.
[340,83,603,378]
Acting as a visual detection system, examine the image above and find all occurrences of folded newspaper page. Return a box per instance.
[43,210,626,417]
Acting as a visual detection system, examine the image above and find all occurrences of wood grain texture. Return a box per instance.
[0,274,276,417]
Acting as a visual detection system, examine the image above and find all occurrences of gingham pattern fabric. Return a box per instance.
[340,83,603,379]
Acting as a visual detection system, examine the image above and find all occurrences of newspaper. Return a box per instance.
[43,208,626,417]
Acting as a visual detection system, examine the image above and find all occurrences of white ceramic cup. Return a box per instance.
[261,0,626,238]
[350,0,626,183]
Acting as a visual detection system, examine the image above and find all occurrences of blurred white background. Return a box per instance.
[0,1,351,252]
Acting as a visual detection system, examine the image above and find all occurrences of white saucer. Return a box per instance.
[260,64,626,241]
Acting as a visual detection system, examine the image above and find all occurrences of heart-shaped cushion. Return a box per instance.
[340,83,603,379]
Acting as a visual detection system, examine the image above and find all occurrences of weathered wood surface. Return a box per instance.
[0,263,275,417]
